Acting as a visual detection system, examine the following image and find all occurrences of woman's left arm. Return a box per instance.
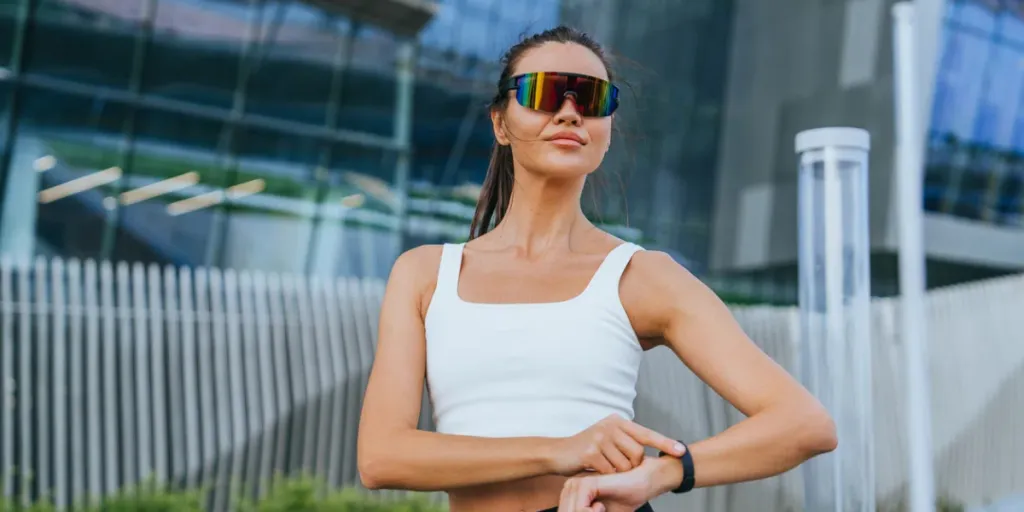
[621,251,837,492]
[559,251,837,511]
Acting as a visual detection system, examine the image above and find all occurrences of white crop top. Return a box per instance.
[424,242,645,438]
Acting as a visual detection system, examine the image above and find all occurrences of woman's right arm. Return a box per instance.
[356,246,683,492]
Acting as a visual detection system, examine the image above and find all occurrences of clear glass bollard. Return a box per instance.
[796,127,875,512]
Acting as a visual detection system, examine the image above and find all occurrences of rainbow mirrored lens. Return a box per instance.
[503,72,619,117]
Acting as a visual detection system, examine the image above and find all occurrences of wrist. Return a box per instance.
[539,437,566,474]
[649,455,685,496]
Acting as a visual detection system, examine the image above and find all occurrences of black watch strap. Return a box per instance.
[659,440,695,494]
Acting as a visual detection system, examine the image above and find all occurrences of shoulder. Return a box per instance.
[620,249,714,336]
[391,244,445,280]
[387,244,446,314]
[622,249,697,286]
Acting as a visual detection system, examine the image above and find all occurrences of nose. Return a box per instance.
[552,95,582,126]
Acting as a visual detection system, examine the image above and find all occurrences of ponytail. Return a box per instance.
[469,143,514,240]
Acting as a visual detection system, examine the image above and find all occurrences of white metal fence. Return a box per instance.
[2,257,1023,511]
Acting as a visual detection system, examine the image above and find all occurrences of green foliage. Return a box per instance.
[236,476,445,512]
[1,476,447,512]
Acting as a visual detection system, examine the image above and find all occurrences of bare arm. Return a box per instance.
[357,246,557,491]
[356,247,682,492]
[620,251,837,491]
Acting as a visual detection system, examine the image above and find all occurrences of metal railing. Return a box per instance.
[0,258,389,509]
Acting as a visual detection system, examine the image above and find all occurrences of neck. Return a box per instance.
[489,171,588,256]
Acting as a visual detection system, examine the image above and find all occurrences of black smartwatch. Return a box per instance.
[659,440,695,494]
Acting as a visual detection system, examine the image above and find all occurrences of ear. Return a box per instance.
[491,110,510,146]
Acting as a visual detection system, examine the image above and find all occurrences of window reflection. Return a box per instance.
[0,82,10,148]
[0,0,22,69]
[245,3,351,126]
[26,0,146,87]
[112,108,227,266]
[336,64,396,138]
[2,87,131,261]
[217,125,320,273]
[927,1,1024,225]
[315,142,401,279]
[144,0,253,109]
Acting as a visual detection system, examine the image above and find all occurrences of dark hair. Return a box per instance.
[468,25,614,240]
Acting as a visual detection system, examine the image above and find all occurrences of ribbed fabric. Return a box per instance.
[424,242,645,438]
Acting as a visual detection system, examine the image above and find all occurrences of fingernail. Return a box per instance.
[674,442,685,453]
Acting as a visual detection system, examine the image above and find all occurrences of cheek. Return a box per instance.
[587,122,612,152]
[505,103,551,137]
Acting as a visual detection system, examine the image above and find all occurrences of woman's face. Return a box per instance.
[492,42,613,179]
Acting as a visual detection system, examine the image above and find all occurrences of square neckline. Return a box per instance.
[449,242,634,308]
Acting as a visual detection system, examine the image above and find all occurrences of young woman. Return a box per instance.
[357,26,837,512]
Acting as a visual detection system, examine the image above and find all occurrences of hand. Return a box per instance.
[557,456,680,512]
[550,415,685,476]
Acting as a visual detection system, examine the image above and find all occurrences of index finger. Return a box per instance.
[621,422,685,456]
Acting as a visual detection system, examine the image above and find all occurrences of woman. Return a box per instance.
[357,26,837,512]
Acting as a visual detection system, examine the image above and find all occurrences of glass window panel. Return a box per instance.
[1002,4,1024,43]
[931,27,959,135]
[143,0,253,109]
[350,25,399,75]
[980,43,1024,147]
[1015,109,1024,152]
[111,108,227,267]
[25,0,145,88]
[941,29,993,140]
[957,0,999,33]
[216,126,321,273]
[0,0,24,69]
[244,3,350,125]
[315,141,401,278]
[336,69,395,137]
[1,87,131,261]
[0,82,10,149]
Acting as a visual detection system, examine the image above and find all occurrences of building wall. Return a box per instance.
[709,0,904,273]
[709,0,1024,281]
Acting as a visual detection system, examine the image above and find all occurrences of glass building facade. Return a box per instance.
[0,0,566,280]
[0,0,1021,303]
[926,0,1024,226]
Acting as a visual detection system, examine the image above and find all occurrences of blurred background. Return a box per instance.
[0,0,1022,510]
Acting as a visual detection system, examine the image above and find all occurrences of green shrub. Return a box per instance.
[1,476,447,512]
[237,476,445,512]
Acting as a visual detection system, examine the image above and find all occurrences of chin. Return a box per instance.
[534,159,598,178]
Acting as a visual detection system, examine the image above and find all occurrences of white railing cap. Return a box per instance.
[795,127,871,153]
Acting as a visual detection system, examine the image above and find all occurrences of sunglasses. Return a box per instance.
[500,72,620,118]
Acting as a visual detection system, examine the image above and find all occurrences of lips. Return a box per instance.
[547,131,586,145]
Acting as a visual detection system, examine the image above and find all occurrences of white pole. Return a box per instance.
[796,127,874,512]
[892,4,936,512]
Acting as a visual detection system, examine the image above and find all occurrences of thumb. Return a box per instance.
[590,503,606,512]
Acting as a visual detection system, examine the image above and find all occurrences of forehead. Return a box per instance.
[512,42,609,81]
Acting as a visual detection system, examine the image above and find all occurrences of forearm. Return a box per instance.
[358,429,559,491]
[649,405,837,493]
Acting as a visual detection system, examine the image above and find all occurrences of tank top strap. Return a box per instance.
[586,242,644,296]
[433,243,466,299]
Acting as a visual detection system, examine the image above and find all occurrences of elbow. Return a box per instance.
[358,459,384,490]
[798,404,839,457]
[359,429,419,490]
[358,452,392,490]
[358,438,393,490]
